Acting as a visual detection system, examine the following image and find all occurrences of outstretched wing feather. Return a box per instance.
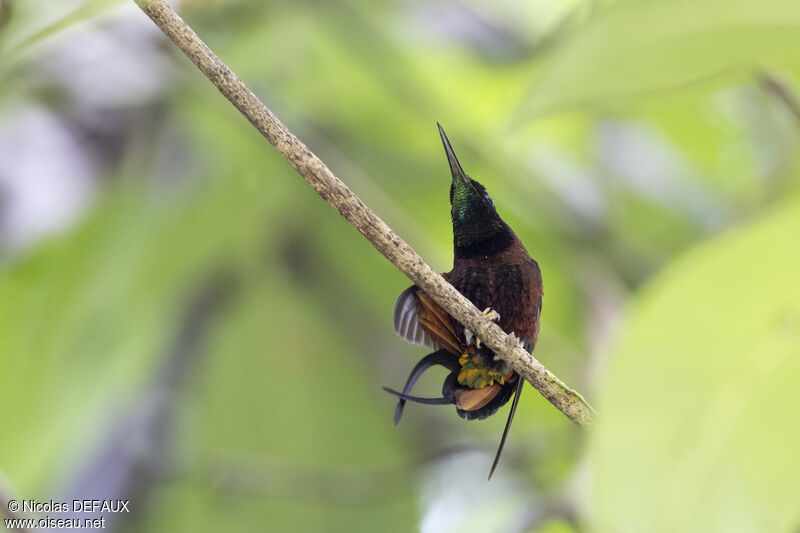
[393,285,463,355]
[393,286,436,349]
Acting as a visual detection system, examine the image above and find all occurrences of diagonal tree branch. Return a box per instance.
[132,0,596,426]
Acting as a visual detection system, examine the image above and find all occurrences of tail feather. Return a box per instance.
[488,377,524,480]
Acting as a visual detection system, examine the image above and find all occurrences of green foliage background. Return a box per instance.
[1,0,799,532]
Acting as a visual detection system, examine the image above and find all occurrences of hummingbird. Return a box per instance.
[385,123,543,479]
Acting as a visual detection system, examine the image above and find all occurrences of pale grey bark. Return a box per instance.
[132,0,596,427]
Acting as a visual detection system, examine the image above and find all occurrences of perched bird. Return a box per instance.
[385,124,543,479]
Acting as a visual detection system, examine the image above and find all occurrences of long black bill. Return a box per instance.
[389,349,459,425]
[437,123,469,184]
[488,378,524,480]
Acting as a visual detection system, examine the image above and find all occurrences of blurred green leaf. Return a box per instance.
[530,519,578,533]
[0,162,418,531]
[588,198,800,532]
[143,270,416,532]
[0,177,271,494]
[526,0,800,115]
[0,0,124,55]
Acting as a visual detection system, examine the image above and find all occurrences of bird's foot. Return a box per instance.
[464,329,474,346]
[482,307,501,323]
[508,332,526,350]
[464,307,501,348]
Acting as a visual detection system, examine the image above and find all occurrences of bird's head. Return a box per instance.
[438,123,512,256]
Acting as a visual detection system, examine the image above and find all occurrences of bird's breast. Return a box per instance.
[447,254,542,344]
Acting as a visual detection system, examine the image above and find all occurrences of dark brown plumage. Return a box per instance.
[385,124,542,479]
